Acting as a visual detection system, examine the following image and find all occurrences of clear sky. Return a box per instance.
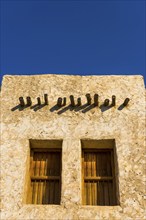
[0,0,145,85]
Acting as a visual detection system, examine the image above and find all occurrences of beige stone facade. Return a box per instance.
[0,74,145,220]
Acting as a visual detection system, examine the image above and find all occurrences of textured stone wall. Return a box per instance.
[1,74,145,220]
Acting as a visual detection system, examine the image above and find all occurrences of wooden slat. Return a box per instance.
[57,153,61,175]
[40,153,44,176]
[33,180,38,204]
[97,181,100,205]
[45,153,48,176]
[47,153,50,176]
[109,181,113,205]
[54,153,57,175]
[107,180,110,205]
[107,152,112,176]
[89,182,92,205]
[35,153,40,176]
[90,181,93,205]
[99,181,104,205]
[91,181,93,205]
[94,181,97,205]
[104,181,109,205]
[86,153,90,205]
[88,153,92,177]
[52,154,55,175]
[30,151,34,176]
[96,153,99,176]
[46,181,49,204]
[54,181,58,204]
[39,181,43,204]
[43,180,47,204]
[49,181,52,204]
[85,153,88,177]
[92,153,95,176]
[102,153,106,176]
[100,153,103,176]
[91,154,95,205]
[31,181,34,203]
[85,182,87,205]
[84,176,113,180]
[84,153,87,178]
[87,181,90,205]
[50,153,52,175]
[37,180,40,204]
[57,180,61,204]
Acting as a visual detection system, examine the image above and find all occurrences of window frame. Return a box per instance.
[27,139,62,205]
[81,139,117,206]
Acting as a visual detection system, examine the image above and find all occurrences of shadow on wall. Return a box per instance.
[11,102,128,114]
[11,94,130,113]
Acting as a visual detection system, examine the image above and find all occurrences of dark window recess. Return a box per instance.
[29,149,61,204]
[82,149,117,205]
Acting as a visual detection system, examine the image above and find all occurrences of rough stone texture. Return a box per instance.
[0,74,145,220]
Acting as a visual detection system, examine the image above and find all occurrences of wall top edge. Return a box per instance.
[2,73,144,78]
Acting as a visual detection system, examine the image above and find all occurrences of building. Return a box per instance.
[1,74,145,219]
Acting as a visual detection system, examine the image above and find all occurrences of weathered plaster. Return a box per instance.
[1,74,145,219]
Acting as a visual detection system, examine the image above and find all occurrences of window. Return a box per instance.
[27,140,62,205]
[82,140,117,206]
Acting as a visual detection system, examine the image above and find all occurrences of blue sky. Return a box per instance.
[0,0,145,85]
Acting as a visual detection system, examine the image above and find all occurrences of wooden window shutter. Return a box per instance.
[29,148,61,204]
[82,149,117,206]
